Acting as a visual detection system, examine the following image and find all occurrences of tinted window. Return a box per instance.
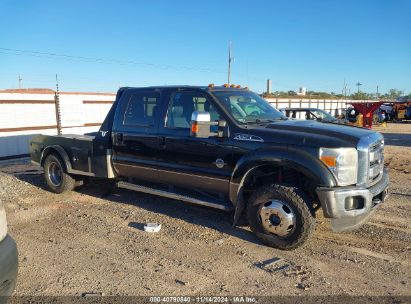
[166,92,220,129]
[211,91,285,123]
[123,91,160,127]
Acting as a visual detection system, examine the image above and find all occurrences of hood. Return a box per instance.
[249,119,376,148]
[322,118,349,125]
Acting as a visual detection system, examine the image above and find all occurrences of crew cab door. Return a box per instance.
[156,89,234,194]
[111,88,163,182]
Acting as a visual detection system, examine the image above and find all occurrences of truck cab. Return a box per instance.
[30,85,390,250]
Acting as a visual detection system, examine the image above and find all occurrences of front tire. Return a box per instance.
[247,184,315,250]
[43,154,76,193]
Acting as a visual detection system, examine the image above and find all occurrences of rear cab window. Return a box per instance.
[123,92,160,127]
[114,89,162,132]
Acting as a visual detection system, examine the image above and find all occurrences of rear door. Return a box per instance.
[111,88,164,182]
[155,89,234,194]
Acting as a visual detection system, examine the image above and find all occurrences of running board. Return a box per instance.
[117,181,232,211]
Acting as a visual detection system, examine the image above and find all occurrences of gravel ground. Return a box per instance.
[1,123,410,298]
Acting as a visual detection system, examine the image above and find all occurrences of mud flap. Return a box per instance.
[232,189,245,226]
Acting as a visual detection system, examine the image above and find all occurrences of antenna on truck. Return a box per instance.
[54,74,62,135]
[228,41,233,85]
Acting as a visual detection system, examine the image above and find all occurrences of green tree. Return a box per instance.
[351,92,370,100]
[387,89,403,100]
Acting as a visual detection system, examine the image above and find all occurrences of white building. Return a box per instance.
[297,87,307,96]
[0,88,115,160]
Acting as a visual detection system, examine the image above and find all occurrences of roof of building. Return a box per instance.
[0,88,116,96]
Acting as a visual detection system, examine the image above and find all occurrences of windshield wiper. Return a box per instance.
[245,118,284,124]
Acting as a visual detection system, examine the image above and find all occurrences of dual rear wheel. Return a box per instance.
[43,154,76,193]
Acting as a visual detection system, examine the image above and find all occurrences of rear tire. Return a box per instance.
[43,154,76,193]
[247,184,315,250]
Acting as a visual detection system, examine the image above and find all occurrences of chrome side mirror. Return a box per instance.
[190,111,213,138]
[190,111,228,138]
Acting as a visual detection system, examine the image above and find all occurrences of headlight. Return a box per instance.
[0,202,7,242]
[319,148,358,186]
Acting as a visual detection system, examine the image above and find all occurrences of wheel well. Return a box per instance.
[41,148,56,166]
[241,165,320,210]
[41,148,67,171]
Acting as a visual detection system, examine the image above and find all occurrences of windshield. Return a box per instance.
[211,90,286,124]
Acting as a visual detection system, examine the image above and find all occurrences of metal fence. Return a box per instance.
[265,98,358,116]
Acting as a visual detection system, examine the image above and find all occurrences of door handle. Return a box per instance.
[158,136,166,147]
[114,132,124,145]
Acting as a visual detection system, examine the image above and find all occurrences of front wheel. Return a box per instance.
[43,154,76,193]
[247,184,316,250]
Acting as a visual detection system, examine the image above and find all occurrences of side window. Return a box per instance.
[296,111,305,120]
[166,92,221,129]
[123,91,160,127]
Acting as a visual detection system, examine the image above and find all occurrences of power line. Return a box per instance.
[0,47,304,91]
[0,47,224,74]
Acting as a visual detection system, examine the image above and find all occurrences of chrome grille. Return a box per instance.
[368,139,384,184]
[357,133,384,187]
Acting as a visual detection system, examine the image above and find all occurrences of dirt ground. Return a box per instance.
[1,123,410,298]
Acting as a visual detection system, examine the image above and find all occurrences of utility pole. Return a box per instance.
[376,85,379,99]
[343,79,347,99]
[18,75,22,89]
[356,82,362,93]
[227,41,232,85]
[54,74,62,135]
[246,58,249,87]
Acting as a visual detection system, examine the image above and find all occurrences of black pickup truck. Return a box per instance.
[30,85,389,249]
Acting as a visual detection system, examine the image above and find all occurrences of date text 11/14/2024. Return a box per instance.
[149,296,256,303]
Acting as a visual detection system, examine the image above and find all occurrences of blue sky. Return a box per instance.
[0,0,410,94]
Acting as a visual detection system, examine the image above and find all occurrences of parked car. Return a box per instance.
[30,85,389,250]
[0,196,18,297]
[280,108,346,124]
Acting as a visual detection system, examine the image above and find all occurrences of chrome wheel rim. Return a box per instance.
[259,200,296,237]
[48,162,62,186]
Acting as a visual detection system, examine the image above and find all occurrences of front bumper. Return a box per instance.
[316,169,389,232]
[0,235,18,297]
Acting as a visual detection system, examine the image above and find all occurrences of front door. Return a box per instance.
[156,89,234,195]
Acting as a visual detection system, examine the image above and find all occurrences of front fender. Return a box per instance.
[229,146,336,224]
